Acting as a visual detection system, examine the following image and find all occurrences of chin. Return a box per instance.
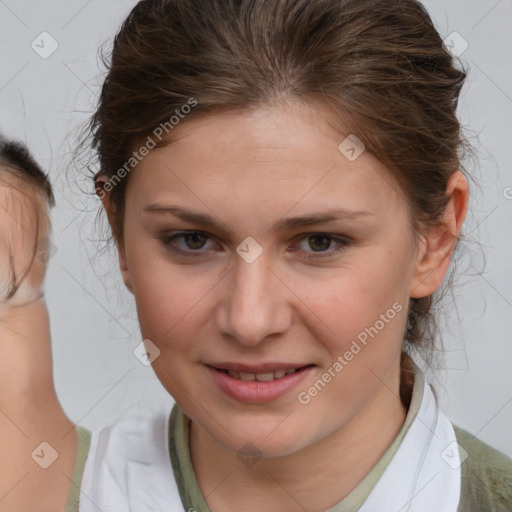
[208,415,313,458]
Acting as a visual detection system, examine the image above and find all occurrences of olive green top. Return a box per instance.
[454,425,512,511]
[64,425,92,512]
[65,372,512,512]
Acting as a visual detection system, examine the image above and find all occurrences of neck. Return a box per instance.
[190,364,411,512]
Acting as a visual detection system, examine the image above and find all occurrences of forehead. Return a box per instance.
[128,103,406,220]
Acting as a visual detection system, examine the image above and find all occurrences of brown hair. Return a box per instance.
[83,0,475,382]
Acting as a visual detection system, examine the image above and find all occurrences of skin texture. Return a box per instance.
[0,176,77,512]
[99,101,469,511]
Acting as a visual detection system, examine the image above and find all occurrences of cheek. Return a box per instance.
[127,245,218,350]
[131,269,196,342]
[296,258,407,347]
[291,259,410,410]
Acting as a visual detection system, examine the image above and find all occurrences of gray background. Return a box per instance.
[1,0,511,457]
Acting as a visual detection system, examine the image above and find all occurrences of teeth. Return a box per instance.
[255,372,274,382]
[227,370,240,379]
[224,368,300,381]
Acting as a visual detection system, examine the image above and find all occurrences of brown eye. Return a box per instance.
[181,232,208,250]
[294,233,349,260]
[307,235,333,252]
[161,231,215,256]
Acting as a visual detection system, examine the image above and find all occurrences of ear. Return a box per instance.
[95,177,134,295]
[410,171,469,299]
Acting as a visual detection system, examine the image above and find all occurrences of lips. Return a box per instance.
[206,363,315,403]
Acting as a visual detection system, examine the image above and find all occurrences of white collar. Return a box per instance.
[358,370,461,511]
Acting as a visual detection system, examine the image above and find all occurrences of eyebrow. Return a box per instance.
[143,203,375,232]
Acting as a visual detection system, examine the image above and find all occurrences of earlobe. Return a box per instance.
[409,224,456,299]
[410,171,469,299]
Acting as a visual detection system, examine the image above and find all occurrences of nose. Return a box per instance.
[216,251,292,346]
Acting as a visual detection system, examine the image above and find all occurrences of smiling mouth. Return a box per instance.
[213,365,314,382]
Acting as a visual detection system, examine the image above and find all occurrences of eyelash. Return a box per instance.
[160,231,349,260]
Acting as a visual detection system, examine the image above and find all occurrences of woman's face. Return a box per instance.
[115,101,427,457]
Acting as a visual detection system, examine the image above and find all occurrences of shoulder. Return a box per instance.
[453,424,512,512]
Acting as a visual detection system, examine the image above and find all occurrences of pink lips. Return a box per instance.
[206,364,315,404]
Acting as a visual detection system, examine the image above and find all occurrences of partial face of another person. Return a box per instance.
[107,101,443,457]
[0,173,50,306]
